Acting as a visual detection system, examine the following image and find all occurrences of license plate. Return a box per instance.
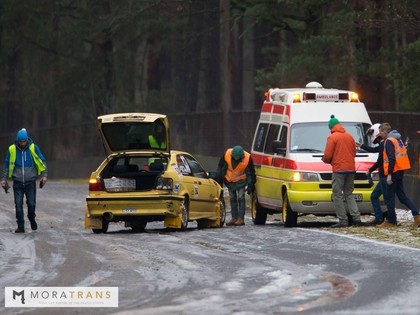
[353,194,363,202]
[122,208,136,213]
[331,194,363,202]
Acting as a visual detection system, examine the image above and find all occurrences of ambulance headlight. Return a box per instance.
[292,172,319,182]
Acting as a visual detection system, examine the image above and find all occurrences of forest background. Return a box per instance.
[0,0,419,180]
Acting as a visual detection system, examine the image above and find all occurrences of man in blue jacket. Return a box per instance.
[1,128,48,233]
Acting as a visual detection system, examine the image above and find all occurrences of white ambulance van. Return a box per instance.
[250,82,380,227]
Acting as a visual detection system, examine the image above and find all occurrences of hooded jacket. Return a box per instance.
[322,124,356,172]
[383,130,410,176]
[2,137,47,182]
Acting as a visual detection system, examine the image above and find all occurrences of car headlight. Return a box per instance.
[291,172,319,182]
[156,177,173,190]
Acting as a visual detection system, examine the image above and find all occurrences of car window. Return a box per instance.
[252,123,269,152]
[101,119,168,151]
[289,122,371,152]
[110,156,167,172]
[264,124,281,154]
[177,154,208,178]
[176,155,192,176]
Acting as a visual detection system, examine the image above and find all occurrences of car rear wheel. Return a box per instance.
[92,217,109,234]
[131,220,147,232]
[179,199,189,231]
[251,192,267,225]
[219,195,226,227]
[282,192,297,227]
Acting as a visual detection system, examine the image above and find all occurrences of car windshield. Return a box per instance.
[102,120,167,151]
[290,122,372,153]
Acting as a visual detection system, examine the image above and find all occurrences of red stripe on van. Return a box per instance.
[252,153,374,172]
[261,102,273,113]
[273,105,285,114]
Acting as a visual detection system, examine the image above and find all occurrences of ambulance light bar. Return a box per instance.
[300,92,360,102]
[265,86,360,103]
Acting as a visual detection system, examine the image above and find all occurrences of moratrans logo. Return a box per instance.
[5,287,118,308]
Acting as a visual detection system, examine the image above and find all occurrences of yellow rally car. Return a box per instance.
[84,113,226,233]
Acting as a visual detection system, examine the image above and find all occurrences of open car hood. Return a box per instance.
[97,113,170,156]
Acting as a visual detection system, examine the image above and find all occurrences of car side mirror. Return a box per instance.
[273,140,286,156]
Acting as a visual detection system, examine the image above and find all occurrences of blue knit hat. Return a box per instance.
[328,115,340,129]
[16,128,28,141]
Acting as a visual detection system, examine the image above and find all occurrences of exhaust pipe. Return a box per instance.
[103,212,114,221]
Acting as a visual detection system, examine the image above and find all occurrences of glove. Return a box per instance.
[1,180,9,193]
[386,174,393,185]
[39,177,47,189]
[246,185,254,195]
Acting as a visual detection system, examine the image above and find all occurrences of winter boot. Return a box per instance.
[412,215,420,229]
[30,219,38,231]
[376,220,397,228]
[234,217,245,226]
[15,225,25,233]
[226,218,238,226]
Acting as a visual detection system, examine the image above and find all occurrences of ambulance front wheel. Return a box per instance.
[251,192,267,225]
[282,192,297,227]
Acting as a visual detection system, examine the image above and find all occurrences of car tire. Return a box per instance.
[219,195,226,227]
[251,192,267,225]
[131,220,147,232]
[282,192,297,227]
[179,199,189,231]
[92,217,109,234]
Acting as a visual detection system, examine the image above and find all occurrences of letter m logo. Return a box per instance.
[13,290,25,304]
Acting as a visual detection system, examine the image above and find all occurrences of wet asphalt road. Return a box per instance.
[0,181,419,315]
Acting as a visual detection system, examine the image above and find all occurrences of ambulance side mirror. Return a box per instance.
[272,140,286,156]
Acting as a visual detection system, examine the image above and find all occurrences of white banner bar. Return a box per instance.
[5,287,118,308]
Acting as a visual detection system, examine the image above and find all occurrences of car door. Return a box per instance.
[176,154,218,217]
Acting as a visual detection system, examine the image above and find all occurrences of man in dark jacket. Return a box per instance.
[218,146,256,226]
[1,128,47,233]
[357,123,387,225]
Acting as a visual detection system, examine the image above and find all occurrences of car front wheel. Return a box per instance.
[251,192,267,225]
[282,192,297,227]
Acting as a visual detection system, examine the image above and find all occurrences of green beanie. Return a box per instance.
[231,145,245,159]
[328,115,340,129]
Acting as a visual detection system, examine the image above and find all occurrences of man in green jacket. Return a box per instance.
[218,146,256,226]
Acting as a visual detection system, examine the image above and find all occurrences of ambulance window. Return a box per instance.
[278,126,288,149]
[345,123,372,148]
[264,124,281,154]
[253,123,269,152]
[290,123,325,152]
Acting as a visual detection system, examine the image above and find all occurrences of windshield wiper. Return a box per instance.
[291,148,323,153]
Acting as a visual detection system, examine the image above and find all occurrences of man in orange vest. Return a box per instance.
[378,123,419,228]
[218,146,256,226]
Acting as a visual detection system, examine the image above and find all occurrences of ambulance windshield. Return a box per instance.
[290,122,372,153]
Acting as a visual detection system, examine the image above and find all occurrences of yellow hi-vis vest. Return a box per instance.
[224,149,250,183]
[148,135,166,149]
[8,143,46,178]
